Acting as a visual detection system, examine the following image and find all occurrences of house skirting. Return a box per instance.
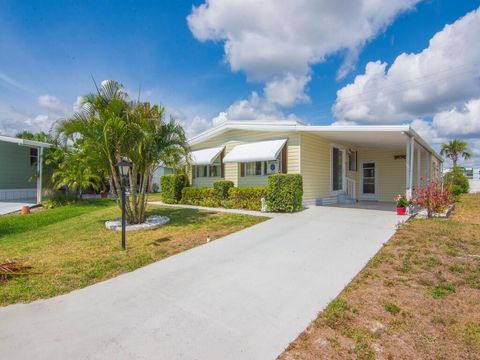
[0,188,37,201]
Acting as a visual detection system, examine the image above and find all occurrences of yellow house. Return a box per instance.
[187,120,443,205]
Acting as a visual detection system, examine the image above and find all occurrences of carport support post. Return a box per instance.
[405,137,415,200]
[36,147,43,204]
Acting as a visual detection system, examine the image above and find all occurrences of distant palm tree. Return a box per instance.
[441,139,471,167]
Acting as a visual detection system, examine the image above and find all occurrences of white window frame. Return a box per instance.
[360,160,378,201]
[241,151,283,177]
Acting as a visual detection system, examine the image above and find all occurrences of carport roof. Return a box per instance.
[0,134,53,148]
[188,120,443,161]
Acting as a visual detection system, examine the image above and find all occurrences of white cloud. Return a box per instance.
[334,7,480,123]
[264,74,310,107]
[0,103,53,136]
[188,0,419,107]
[38,94,68,115]
[0,72,32,92]
[432,98,480,138]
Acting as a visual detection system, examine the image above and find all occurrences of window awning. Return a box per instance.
[189,146,224,165]
[223,139,287,163]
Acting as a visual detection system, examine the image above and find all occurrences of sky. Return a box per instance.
[0,0,479,167]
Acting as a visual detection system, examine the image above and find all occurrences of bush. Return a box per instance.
[41,193,79,208]
[213,180,234,200]
[181,187,219,207]
[444,167,470,194]
[266,174,303,212]
[449,184,464,201]
[226,187,266,211]
[160,174,187,204]
[412,181,453,217]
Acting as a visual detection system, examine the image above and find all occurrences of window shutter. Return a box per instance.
[281,143,288,173]
[192,165,196,179]
[240,163,245,177]
[220,150,225,178]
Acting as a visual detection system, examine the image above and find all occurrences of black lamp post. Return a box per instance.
[116,158,132,250]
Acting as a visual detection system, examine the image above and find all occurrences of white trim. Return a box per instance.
[360,160,378,200]
[330,143,346,195]
[0,135,53,148]
[187,120,443,162]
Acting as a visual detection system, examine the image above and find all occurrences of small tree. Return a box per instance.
[441,139,471,167]
[52,149,102,199]
[412,181,453,218]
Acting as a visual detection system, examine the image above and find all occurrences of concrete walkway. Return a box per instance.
[148,200,281,217]
[0,206,405,360]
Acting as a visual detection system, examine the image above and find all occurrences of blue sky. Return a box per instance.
[1,0,479,165]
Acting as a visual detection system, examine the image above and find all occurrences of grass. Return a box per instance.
[280,193,480,360]
[0,199,266,306]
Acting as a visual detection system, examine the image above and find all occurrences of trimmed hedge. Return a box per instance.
[181,187,219,207]
[213,180,234,200]
[266,174,303,212]
[160,174,187,204]
[226,187,266,211]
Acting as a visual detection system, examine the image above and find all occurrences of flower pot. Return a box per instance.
[396,207,407,215]
[21,206,30,214]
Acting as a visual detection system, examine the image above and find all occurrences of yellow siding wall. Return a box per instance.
[191,130,300,187]
[300,133,330,200]
[357,149,406,202]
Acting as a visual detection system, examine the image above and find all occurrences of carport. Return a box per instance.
[0,135,53,214]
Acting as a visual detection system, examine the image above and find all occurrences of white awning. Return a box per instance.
[189,146,224,165]
[223,139,287,163]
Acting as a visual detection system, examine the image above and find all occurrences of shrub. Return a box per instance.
[266,174,303,212]
[449,184,464,201]
[412,181,453,217]
[42,193,78,208]
[394,194,411,208]
[213,180,234,201]
[226,187,266,211]
[160,174,187,204]
[444,167,470,194]
[181,187,219,207]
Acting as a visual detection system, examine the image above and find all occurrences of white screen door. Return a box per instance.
[361,162,377,200]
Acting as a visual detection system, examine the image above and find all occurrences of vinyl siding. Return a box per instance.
[299,133,358,200]
[357,148,406,202]
[192,177,222,187]
[0,141,37,189]
[191,130,300,187]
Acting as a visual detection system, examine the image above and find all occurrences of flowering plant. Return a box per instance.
[394,194,411,208]
[412,181,453,218]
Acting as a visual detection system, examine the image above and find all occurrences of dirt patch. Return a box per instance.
[279,193,480,360]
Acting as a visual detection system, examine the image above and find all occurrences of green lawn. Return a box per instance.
[280,193,480,360]
[0,199,266,306]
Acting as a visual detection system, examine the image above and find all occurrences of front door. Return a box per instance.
[332,146,345,193]
[361,161,377,200]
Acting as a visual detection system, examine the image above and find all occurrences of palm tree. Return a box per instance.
[56,80,189,223]
[440,139,472,167]
[52,150,102,199]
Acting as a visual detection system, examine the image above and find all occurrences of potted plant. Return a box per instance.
[394,194,410,215]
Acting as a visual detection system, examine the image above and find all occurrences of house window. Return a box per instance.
[348,150,357,172]
[194,155,222,178]
[244,161,264,176]
[30,148,38,166]
[195,165,208,178]
[465,169,473,179]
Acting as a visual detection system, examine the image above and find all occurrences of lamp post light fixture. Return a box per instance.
[116,158,132,250]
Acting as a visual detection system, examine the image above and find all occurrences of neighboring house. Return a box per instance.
[464,167,480,193]
[187,120,443,205]
[151,164,174,192]
[0,135,53,203]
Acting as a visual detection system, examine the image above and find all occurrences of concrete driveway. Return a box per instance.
[0,205,404,360]
[0,199,36,215]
